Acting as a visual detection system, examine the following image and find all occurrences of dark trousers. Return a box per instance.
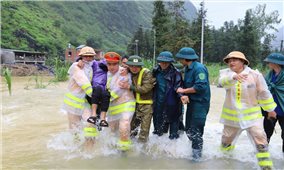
[153,107,180,136]
[263,115,284,152]
[91,86,110,112]
[186,119,205,150]
[169,121,179,136]
[185,101,208,150]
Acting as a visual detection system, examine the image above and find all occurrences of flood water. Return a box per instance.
[1,76,283,169]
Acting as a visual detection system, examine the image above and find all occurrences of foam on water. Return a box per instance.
[46,121,283,169]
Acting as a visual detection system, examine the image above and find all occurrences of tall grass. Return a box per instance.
[205,63,226,85]
[3,67,12,95]
[53,58,71,82]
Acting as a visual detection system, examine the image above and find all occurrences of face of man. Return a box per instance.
[107,62,119,74]
[128,65,142,74]
[178,59,188,66]
[227,58,245,73]
[268,62,279,71]
[159,62,170,70]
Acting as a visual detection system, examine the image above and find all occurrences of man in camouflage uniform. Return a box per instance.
[120,55,156,142]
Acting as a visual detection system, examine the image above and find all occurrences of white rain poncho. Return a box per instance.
[218,66,276,129]
[61,62,93,116]
[107,66,136,122]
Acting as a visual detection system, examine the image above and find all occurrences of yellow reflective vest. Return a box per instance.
[218,66,276,129]
[62,62,93,116]
[107,67,136,116]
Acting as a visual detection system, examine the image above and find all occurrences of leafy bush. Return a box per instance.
[53,58,71,82]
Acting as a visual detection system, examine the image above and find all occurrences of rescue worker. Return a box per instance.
[119,55,156,143]
[218,51,276,170]
[152,51,183,139]
[263,53,284,153]
[105,52,136,151]
[61,46,97,141]
[176,47,211,160]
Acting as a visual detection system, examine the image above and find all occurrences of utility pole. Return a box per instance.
[280,40,283,52]
[153,29,156,67]
[135,39,139,55]
[200,0,205,64]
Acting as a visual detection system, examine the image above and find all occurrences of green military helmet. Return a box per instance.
[264,53,284,65]
[126,55,144,66]
[176,47,199,60]
[157,51,175,63]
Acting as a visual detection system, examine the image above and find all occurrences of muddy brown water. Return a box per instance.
[1,76,283,169]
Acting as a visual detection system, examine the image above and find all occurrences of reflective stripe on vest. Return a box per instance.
[258,98,277,111]
[108,101,136,115]
[136,68,153,104]
[64,93,85,109]
[221,106,262,122]
[82,83,92,96]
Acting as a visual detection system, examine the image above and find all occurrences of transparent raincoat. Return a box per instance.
[219,66,276,129]
[107,66,136,122]
[61,62,93,116]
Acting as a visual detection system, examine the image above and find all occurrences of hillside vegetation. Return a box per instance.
[1,1,153,57]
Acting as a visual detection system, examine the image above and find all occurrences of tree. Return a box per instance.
[189,2,212,62]
[86,36,102,49]
[165,1,194,54]
[152,0,171,54]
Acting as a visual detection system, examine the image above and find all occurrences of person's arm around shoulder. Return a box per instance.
[71,63,93,97]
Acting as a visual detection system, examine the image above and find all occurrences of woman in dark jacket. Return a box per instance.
[263,53,284,153]
[152,51,183,139]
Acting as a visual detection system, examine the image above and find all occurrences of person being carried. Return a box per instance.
[77,49,110,128]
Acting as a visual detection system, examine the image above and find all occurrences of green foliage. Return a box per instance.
[142,58,154,70]
[205,63,226,85]
[152,0,171,54]
[3,68,12,95]
[53,58,71,82]
[24,76,54,89]
[34,75,53,89]
[1,1,153,61]
[127,27,155,59]
[204,4,281,65]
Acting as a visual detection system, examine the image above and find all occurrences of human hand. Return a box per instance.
[233,74,248,82]
[181,96,189,104]
[177,87,184,93]
[119,80,130,89]
[268,111,277,120]
[77,60,85,69]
